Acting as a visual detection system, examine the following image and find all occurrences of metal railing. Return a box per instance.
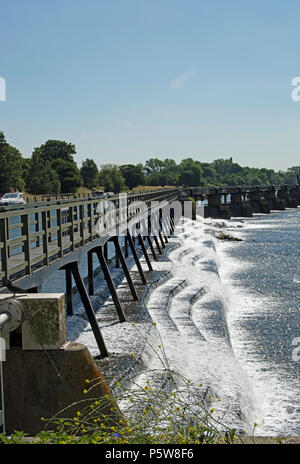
[0,188,180,285]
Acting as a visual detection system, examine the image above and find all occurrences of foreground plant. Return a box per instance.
[0,323,244,444]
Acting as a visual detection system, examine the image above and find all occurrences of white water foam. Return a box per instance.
[216,223,300,436]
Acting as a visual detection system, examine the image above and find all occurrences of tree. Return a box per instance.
[98,164,126,193]
[51,158,82,193]
[178,158,203,186]
[119,164,145,189]
[81,158,99,189]
[0,131,25,192]
[144,158,164,176]
[33,140,76,163]
[26,153,61,194]
[28,139,82,193]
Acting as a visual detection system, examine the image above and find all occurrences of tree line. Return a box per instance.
[0,131,297,195]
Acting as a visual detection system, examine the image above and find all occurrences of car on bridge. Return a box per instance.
[0,192,26,205]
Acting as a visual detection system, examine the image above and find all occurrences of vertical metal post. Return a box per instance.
[153,235,162,254]
[63,262,109,357]
[0,218,9,280]
[22,214,32,275]
[104,242,108,262]
[88,250,94,295]
[69,206,75,252]
[80,204,85,246]
[95,246,126,322]
[112,237,138,300]
[146,235,158,261]
[88,203,93,241]
[126,231,147,284]
[35,212,40,248]
[138,233,153,271]
[65,267,73,316]
[42,210,49,266]
[57,209,63,258]
[115,236,120,268]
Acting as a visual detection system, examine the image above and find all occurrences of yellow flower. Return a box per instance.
[131,353,135,358]
[83,389,88,394]
[132,322,136,326]
[116,381,121,387]
[210,408,215,413]
[85,379,90,384]
[158,344,162,349]
[153,322,157,327]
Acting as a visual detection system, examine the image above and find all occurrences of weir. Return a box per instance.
[0,183,299,434]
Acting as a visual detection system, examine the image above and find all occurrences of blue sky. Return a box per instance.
[1,0,300,170]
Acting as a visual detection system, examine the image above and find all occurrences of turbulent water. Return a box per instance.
[216,209,300,436]
[130,210,300,436]
[62,208,300,437]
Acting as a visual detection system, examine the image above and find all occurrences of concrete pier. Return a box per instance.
[230,190,252,217]
[289,185,300,205]
[248,188,270,213]
[263,187,285,210]
[206,192,231,219]
[277,185,298,208]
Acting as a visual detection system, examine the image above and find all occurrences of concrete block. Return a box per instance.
[0,294,66,350]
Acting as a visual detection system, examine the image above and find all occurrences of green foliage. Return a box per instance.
[80,158,99,189]
[119,164,145,189]
[98,164,126,193]
[0,131,25,192]
[51,158,82,193]
[32,140,76,163]
[0,131,298,196]
[26,152,61,194]
[178,158,203,186]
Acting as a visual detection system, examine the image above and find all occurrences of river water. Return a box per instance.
[216,208,300,436]
[127,209,300,437]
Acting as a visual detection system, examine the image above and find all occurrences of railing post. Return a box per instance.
[69,206,75,252]
[88,203,93,241]
[0,218,9,280]
[80,204,85,246]
[42,210,49,266]
[35,212,40,248]
[22,214,32,275]
[57,209,63,258]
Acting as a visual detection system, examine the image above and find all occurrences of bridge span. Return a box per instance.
[1,184,299,291]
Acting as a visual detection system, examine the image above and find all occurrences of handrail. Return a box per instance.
[0,188,181,285]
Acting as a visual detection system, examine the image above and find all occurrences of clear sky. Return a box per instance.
[1,0,300,171]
